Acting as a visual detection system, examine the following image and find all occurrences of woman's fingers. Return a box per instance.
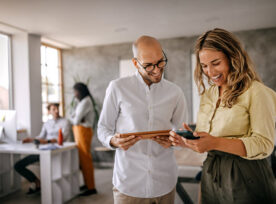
[183,123,193,132]
[182,137,196,148]
[182,137,197,146]
[183,137,200,145]
[194,132,208,137]
[169,131,182,144]
[169,131,182,138]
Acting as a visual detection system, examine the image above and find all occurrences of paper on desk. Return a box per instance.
[39,144,60,150]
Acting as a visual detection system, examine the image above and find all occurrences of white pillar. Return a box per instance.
[28,34,42,136]
[12,33,42,137]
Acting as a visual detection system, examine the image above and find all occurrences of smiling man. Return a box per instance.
[98,36,188,203]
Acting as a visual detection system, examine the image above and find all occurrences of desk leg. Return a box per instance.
[176,177,195,204]
[40,152,52,204]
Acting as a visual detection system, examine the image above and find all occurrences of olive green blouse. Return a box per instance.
[196,81,276,160]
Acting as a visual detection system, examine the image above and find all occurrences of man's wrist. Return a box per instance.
[110,137,117,148]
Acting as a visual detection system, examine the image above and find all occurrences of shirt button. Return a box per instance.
[148,170,151,173]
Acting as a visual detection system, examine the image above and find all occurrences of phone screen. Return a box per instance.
[175,130,200,140]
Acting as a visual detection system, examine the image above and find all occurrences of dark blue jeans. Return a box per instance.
[14,155,40,182]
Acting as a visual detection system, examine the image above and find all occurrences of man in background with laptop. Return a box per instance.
[14,103,70,195]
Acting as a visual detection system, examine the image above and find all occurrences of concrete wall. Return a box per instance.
[62,27,276,162]
[235,28,276,89]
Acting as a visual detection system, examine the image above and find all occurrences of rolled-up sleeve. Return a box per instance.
[240,88,276,160]
[97,82,119,150]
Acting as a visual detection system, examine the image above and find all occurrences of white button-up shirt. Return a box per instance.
[69,96,94,128]
[97,71,188,198]
[36,117,71,141]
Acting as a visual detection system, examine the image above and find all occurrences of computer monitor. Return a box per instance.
[0,110,17,143]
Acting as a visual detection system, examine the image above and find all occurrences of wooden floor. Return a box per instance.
[0,166,199,204]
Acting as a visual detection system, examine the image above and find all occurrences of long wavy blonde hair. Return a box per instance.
[194,28,261,108]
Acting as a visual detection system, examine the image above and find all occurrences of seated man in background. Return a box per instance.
[14,103,71,195]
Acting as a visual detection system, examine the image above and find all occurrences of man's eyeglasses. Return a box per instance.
[135,51,168,73]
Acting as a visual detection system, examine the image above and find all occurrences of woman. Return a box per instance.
[169,28,276,203]
[70,82,98,196]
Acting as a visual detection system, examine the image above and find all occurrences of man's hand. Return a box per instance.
[22,137,34,143]
[152,136,172,148]
[110,133,141,151]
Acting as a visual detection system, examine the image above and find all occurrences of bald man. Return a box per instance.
[98,36,188,203]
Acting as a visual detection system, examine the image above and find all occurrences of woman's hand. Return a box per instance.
[172,123,246,156]
[169,123,193,147]
[183,131,217,153]
[169,131,187,147]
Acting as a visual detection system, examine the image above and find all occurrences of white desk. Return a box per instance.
[0,142,80,204]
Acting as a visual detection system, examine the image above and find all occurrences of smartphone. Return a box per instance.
[175,130,200,140]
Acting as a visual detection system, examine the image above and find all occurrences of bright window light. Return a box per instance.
[0,34,11,110]
[40,45,64,122]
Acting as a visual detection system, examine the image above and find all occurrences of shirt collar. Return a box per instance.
[49,117,61,124]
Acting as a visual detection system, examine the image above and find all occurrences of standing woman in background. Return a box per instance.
[169,28,276,203]
[70,82,99,196]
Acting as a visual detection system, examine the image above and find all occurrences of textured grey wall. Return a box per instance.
[235,28,276,89]
[62,27,276,162]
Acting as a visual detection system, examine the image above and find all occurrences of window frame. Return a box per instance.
[41,43,65,120]
[0,32,13,109]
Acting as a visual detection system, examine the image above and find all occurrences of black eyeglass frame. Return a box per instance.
[135,51,168,73]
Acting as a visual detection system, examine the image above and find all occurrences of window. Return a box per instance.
[41,44,64,122]
[0,33,11,110]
